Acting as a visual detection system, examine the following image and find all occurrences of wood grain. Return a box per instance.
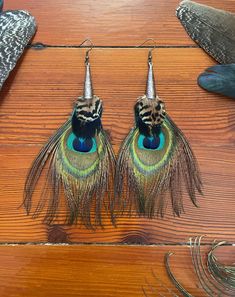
[1,1,234,296]
[0,48,234,243]
[1,245,234,297]
[1,48,234,146]
[3,0,235,46]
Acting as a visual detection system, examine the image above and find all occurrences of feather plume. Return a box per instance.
[0,7,36,89]
[176,0,235,65]
[176,1,235,99]
[198,64,235,99]
[115,93,202,218]
[24,95,116,228]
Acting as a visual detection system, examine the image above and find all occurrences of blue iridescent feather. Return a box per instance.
[198,64,235,99]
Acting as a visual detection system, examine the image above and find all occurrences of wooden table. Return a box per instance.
[0,0,234,296]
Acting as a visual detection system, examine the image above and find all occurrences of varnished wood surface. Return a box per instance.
[0,48,234,243]
[1,245,234,297]
[3,0,235,46]
[0,0,235,296]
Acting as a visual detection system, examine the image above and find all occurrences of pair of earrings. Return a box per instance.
[23,39,202,229]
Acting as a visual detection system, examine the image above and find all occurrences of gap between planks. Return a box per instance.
[29,43,199,49]
[0,242,234,246]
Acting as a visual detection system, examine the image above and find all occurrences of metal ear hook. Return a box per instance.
[137,37,157,48]
[79,38,94,64]
[79,39,94,99]
[136,38,157,100]
[136,38,157,62]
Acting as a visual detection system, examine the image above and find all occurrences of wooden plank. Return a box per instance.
[3,0,235,46]
[0,145,234,243]
[0,48,234,146]
[0,48,234,243]
[1,245,233,297]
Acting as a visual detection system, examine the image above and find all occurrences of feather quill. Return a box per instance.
[146,237,235,297]
[207,241,235,290]
[190,236,235,296]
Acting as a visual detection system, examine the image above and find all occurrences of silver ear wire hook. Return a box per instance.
[79,38,94,64]
[79,39,94,99]
[136,38,157,62]
[137,38,157,99]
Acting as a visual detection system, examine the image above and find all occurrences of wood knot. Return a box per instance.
[47,225,70,243]
[122,232,149,244]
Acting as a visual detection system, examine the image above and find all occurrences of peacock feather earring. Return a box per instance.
[114,39,202,218]
[23,39,116,228]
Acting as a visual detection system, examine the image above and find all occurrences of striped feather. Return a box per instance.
[176,1,235,99]
[0,9,36,89]
[176,0,235,64]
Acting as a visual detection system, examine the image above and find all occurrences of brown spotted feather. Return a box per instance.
[135,95,166,129]
[75,95,102,123]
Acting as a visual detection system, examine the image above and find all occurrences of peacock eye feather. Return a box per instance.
[138,132,165,151]
[73,138,93,153]
[67,133,97,153]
